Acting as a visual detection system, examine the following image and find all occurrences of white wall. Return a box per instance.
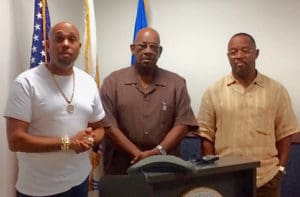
[1,0,18,196]
[13,0,300,119]
[2,0,300,195]
[95,0,300,121]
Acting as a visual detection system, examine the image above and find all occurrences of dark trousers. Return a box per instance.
[17,177,88,197]
[256,171,283,197]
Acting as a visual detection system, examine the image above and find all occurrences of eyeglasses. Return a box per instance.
[135,42,161,51]
[228,48,256,58]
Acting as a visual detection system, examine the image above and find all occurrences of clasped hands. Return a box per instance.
[130,148,159,164]
[70,127,95,153]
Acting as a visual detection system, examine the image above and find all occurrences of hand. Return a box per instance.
[130,149,157,164]
[85,127,95,146]
[70,127,95,153]
[130,150,143,164]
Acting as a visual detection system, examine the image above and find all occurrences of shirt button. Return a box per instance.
[144,131,149,135]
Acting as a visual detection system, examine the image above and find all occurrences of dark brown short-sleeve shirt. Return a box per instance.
[100,66,198,174]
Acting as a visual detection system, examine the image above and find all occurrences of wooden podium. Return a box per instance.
[99,156,259,197]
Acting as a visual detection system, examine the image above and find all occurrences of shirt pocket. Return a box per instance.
[256,129,272,136]
[255,128,276,155]
[159,102,174,130]
[117,104,130,121]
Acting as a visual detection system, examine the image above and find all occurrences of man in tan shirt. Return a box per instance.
[197,33,299,197]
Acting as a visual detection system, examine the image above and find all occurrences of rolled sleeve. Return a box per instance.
[174,79,198,131]
[275,86,299,141]
[197,89,216,142]
[100,76,119,129]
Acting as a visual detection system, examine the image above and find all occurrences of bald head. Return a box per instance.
[228,32,256,50]
[49,22,80,41]
[134,27,160,44]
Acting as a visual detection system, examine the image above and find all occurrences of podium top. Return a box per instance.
[144,155,260,183]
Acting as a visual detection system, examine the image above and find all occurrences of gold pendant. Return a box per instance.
[66,104,74,113]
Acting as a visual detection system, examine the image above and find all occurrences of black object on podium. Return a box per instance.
[99,155,259,197]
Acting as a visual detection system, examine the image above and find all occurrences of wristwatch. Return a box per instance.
[279,166,287,174]
[156,145,167,155]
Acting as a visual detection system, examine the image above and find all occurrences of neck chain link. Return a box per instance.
[51,71,75,113]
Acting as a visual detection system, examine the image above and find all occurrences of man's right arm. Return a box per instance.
[100,75,142,161]
[105,126,142,160]
[197,89,217,156]
[6,117,93,153]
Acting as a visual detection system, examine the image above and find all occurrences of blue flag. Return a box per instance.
[30,0,51,68]
[131,0,148,65]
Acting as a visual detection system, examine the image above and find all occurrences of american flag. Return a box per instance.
[30,0,51,68]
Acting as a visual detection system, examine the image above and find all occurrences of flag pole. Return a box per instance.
[42,0,48,64]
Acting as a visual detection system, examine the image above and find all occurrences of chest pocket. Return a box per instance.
[159,101,175,130]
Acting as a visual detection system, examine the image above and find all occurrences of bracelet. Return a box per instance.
[279,166,287,174]
[60,136,70,150]
[156,145,167,155]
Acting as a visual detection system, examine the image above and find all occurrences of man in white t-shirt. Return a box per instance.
[4,21,105,197]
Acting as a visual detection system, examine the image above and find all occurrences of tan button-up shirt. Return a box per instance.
[197,72,299,187]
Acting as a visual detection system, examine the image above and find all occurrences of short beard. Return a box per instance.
[135,63,156,76]
[58,54,78,66]
[234,67,256,81]
[58,58,73,66]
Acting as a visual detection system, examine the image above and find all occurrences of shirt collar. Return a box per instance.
[123,66,167,87]
[123,66,138,85]
[226,71,264,87]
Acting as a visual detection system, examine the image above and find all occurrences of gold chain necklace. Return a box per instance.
[51,71,75,114]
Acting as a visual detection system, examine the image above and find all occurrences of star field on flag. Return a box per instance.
[30,0,51,68]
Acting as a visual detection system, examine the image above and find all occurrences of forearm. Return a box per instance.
[106,127,141,157]
[201,137,215,155]
[131,125,188,163]
[92,127,105,144]
[6,118,62,152]
[7,117,94,153]
[8,130,96,153]
[159,125,189,153]
[9,131,95,153]
[10,134,63,153]
[88,120,105,144]
[276,135,292,166]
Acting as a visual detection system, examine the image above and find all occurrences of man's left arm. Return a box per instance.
[276,135,292,167]
[159,78,198,153]
[87,82,106,145]
[159,78,198,152]
[157,124,189,152]
[133,78,198,161]
[275,86,299,168]
[88,120,105,145]
[132,125,188,162]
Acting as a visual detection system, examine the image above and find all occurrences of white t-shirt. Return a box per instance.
[4,64,105,196]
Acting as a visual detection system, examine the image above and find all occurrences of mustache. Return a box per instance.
[234,60,247,65]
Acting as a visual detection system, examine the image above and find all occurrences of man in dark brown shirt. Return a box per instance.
[100,27,198,174]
